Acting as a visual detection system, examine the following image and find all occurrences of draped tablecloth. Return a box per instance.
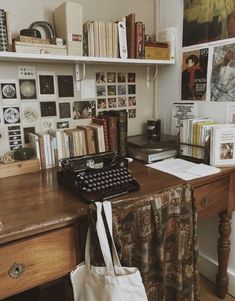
[89,184,200,301]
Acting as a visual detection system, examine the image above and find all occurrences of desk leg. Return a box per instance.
[216,211,232,299]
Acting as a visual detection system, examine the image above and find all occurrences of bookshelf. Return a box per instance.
[0,51,175,65]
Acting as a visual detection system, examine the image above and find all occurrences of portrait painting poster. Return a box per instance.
[183,0,235,47]
[210,43,235,102]
[181,48,208,101]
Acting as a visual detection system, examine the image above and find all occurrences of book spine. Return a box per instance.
[118,111,128,157]
[135,22,144,59]
[93,118,110,151]
[126,13,135,59]
[107,116,118,152]
[0,9,8,52]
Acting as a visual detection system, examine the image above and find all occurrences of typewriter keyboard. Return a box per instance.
[58,166,139,203]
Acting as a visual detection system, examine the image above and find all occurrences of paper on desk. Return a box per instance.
[146,158,221,181]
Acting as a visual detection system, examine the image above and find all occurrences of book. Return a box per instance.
[89,124,105,153]
[83,21,90,56]
[210,125,235,167]
[135,21,145,59]
[78,126,96,154]
[100,114,118,152]
[0,9,8,52]
[14,35,51,45]
[92,117,110,151]
[104,110,128,157]
[125,13,135,59]
[54,2,83,56]
[112,22,119,58]
[118,21,128,59]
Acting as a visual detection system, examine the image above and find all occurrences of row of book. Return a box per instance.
[83,13,146,59]
[29,110,128,170]
[180,117,215,160]
[180,118,235,167]
[0,9,12,52]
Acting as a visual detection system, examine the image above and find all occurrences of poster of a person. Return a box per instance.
[181,48,208,100]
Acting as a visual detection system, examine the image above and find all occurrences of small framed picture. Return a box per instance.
[97,99,107,110]
[0,80,18,103]
[118,85,126,95]
[128,84,136,95]
[38,72,56,98]
[96,72,106,84]
[23,127,35,144]
[73,101,96,119]
[57,121,69,129]
[3,107,21,124]
[21,102,40,124]
[128,96,136,106]
[40,101,57,117]
[59,102,71,119]
[128,73,136,83]
[107,85,116,96]
[108,98,117,108]
[41,119,55,132]
[128,108,136,118]
[19,79,37,99]
[97,85,106,97]
[118,97,126,107]
[57,75,74,97]
[107,72,116,83]
[117,72,126,83]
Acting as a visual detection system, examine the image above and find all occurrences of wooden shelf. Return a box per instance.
[0,51,175,65]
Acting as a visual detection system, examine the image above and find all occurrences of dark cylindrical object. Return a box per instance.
[20,28,41,38]
[147,119,161,140]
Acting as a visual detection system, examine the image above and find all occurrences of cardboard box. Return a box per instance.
[0,159,40,178]
[144,46,170,60]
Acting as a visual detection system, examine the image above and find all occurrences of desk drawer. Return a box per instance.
[0,226,77,299]
[194,177,229,219]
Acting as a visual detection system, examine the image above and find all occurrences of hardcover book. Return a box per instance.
[125,13,135,59]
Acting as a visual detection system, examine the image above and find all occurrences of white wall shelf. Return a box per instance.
[0,52,175,66]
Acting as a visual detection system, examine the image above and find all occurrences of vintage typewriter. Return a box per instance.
[57,152,140,203]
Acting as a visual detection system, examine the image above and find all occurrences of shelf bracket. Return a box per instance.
[75,63,86,90]
[146,65,159,89]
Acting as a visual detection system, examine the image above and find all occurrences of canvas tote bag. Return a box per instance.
[70,201,148,301]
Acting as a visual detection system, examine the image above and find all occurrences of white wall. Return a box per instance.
[157,0,235,296]
[0,0,156,155]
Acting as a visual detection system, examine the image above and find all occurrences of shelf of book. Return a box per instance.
[177,141,210,165]
[0,51,175,65]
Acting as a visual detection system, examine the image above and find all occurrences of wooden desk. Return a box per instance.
[0,161,234,300]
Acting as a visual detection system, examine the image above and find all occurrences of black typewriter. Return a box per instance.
[57,152,140,203]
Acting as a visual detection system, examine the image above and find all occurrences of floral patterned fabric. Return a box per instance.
[89,184,200,301]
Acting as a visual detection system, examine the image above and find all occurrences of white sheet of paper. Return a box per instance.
[81,79,96,99]
[146,159,221,181]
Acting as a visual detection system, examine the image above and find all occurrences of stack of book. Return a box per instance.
[180,117,215,160]
[28,110,128,169]
[83,20,119,58]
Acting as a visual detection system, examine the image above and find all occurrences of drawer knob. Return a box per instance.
[8,263,25,279]
[201,197,209,208]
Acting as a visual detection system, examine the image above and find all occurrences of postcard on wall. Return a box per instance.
[19,79,37,100]
[0,80,19,104]
[171,102,198,135]
[73,101,96,119]
[183,0,235,47]
[210,43,235,102]
[37,72,56,99]
[181,48,208,101]
[210,125,235,166]
[81,79,96,99]
[3,107,21,125]
[57,75,74,98]
[21,102,40,124]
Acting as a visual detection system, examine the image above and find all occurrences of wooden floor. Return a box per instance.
[200,276,235,301]
[4,276,235,300]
